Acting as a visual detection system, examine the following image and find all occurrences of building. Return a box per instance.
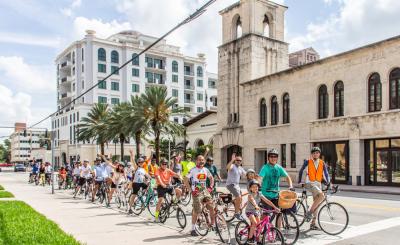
[10,123,49,164]
[52,30,218,165]
[214,0,400,187]
[289,47,320,67]
[183,110,217,150]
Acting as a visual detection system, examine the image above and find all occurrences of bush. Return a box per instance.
[0,192,13,198]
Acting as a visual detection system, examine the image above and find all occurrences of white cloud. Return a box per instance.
[0,56,55,93]
[61,0,82,17]
[73,17,132,39]
[0,32,62,48]
[0,84,32,126]
[288,0,400,56]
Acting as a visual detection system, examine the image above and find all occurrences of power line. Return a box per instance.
[28,0,217,130]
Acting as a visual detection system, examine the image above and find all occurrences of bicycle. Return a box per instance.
[158,185,187,229]
[114,183,128,209]
[180,184,191,206]
[235,208,284,245]
[215,191,248,223]
[39,173,46,186]
[96,181,110,206]
[130,182,158,216]
[294,183,349,235]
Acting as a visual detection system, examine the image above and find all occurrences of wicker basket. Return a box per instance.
[278,190,297,209]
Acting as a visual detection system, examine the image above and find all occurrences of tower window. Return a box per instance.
[236,17,242,38]
[263,15,270,37]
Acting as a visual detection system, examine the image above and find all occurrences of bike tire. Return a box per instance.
[276,210,299,245]
[234,220,249,245]
[215,213,231,244]
[147,194,158,217]
[132,196,144,215]
[222,201,236,223]
[318,202,349,235]
[176,207,187,229]
[159,204,169,224]
[294,199,306,227]
[194,211,209,237]
[262,227,284,245]
[181,191,191,206]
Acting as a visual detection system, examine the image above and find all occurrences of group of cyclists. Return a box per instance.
[27,146,334,244]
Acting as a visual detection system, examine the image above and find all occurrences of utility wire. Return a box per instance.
[28,0,217,130]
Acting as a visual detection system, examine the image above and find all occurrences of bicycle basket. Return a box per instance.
[278,190,297,209]
[219,193,232,204]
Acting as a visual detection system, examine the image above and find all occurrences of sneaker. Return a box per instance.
[247,238,256,245]
[128,208,133,215]
[154,217,159,223]
[305,211,313,222]
[310,224,320,230]
[190,230,199,236]
[234,213,244,221]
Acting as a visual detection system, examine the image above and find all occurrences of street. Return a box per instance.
[1,172,399,245]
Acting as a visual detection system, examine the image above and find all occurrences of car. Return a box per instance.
[14,164,26,172]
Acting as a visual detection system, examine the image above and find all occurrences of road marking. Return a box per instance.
[341,201,400,212]
[298,216,400,245]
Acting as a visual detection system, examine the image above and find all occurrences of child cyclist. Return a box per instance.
[246,180,280,245]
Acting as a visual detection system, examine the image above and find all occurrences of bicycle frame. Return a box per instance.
[237,210,276,242]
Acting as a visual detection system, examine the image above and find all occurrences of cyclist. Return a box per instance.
[125,162,134,181]
[170,154,183,185]
[181,154,195,177]
[205,156,221,191]
[154,159,182,222]
[30,161,39,183]
[148,158,158,178]
[72,162,81,187]
[226,153,247,220]
[298,146,330,230]
[75,160,92,195]
[44,162,52,185]
[184,154,215,236]
[58,166,67,188]
[92,157,110,202]
[101,157,126,206]
[127,150,151,214]
[38,162,46,185]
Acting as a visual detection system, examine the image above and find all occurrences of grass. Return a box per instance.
[0,201,81,245]
[0,192,14,198]
[0,185,3,191]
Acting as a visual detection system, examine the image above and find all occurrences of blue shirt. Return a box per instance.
[259,163,288,200]
[94,163,109,180]
[32,164,39,174]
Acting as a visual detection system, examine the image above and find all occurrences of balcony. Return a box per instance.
[60,92,72,100]
[60,76,72,84]
[60,61,71,69]
[184,99,195,104]
[184,70,194,76]
[184,84,195,90]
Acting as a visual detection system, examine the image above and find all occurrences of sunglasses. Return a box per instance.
[161,163,168,166]
[269,156,278,159]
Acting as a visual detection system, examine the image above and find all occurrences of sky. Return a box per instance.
[1,0,400,138]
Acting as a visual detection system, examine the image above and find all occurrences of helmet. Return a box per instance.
[137,158,145,163]
[207,157,213,162]
[248,179,260,189]
[83,159,89,163]
[267,149,279,157]
[186,153,192,158]
[311,147,321,153]
[95,157,101,162]
[127,162,132,166]
[246,169,256,178]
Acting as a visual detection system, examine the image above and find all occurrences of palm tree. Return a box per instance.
[77,103,110,155]
[130,86,185,164]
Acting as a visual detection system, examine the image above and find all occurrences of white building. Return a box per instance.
[52,30,218,165]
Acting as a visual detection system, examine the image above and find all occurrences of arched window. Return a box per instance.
[271,96,278,125]
[318,85,329,119]
[389,68,400,109]
[282,93,290,124]
[98,48,106,61]
[172,61,178,73]
[263,15,270,37]
[132,53,139,66]
[236,17,242,38]
[111,50,119,63]
[368,73,382,112]
[334,81,344,117]
[197,66,203,77]
[260,98,267,127]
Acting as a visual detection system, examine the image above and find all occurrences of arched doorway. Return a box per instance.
[195,139,204,148]
[221,145,243,178]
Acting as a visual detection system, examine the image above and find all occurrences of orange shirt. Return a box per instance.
[148,164,158,177]
[155,168,174,186]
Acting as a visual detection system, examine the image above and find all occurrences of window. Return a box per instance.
[98,48,106,61]
[172,74,178,83]
[82,64,84,73]
[318,85,329,119]
[111,66,119,75]
[197,93,203,101]
[282,93,290,124]
[290,143,296,168]
[263,15,270,37]
[111,81,119,91]
[208,79,216,88]
[197,66,203,77]
[98,64,106,73]
[281,144,286,168]
[334,81,344,117]
[111,98,120,105]
[111,50,119,63]
[172,89,179,97]
[132,68,139,77]
[174,117,179,123]
[82,48,84,61]
[259,98,267,127]
[197,107,204,113]
[132,84,139,93]
[98,96,107,104]
[368,73,382,112]
[389,68,400,109]
[172,61,178,72]
[197,79,203,87]
[146,72,154,83]
[271,96,278,125]
[236,17,242,38]
[145,57,153,68]
[77,112,79,121]
[132,53,139,66]
[98,80,106,89]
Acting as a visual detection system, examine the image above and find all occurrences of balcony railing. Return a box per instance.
[184,71,194,76]
[184,84,195,90]
[184,99,195,104]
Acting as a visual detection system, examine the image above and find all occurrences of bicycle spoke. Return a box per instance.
[318,202,349,235]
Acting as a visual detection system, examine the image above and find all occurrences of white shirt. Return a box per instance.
[187,167,212,192]
[80,165,92,178]
[73,167,80,176]
[133,167,147,183]
[45,166,52,174]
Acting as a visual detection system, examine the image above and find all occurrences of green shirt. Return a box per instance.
[205,164,218,187]
[258,163,288,200]
[182,161,195,177]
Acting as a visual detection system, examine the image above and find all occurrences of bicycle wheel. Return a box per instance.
[318,202,349,235]
[159,204,169,224]
[147,195,158,217]
[176,207,187,229]
[234,221,249,245]
[181,191,191,206]
[276,210,299,245]
[294,200,306,227]
[215,213,231,244]
[262,227,284,245]
[194,211,209,237]
[132,196,144,215]
[222,202,236,223]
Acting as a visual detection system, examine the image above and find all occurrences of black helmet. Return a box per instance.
[248,179,260,189]
[267,149,279,157]
[311,147,321,153]
[207,157,213,162]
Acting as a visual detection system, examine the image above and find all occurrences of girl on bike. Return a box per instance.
[108,163,127,205]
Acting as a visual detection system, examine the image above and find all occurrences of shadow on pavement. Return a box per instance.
[142,233,191,242]
[116,220,155,227]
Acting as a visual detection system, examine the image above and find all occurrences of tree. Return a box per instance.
[0,139,11,163]
[77,103,110,155]
[130,86,185,164]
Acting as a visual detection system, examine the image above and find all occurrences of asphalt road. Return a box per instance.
[1,172,399,245]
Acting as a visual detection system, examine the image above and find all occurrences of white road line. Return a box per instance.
[297,216,400,245]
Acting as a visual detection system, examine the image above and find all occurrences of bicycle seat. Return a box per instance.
[219,193,233,204]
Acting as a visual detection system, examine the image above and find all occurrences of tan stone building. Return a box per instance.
[289,47,320,67]
[214,0,400,187]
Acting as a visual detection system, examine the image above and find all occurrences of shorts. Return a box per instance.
[172,177,182,185]
[226,184,241,198]
[192,190,212,214]
[111,182,117,188]
[246,210,261,218]
[260,198,279,210]
[306,182,323,199]
[78,177,86,186]
[157,186,174,198]
[95,179,104,186]
[132,183,148,195]
[127,176,132,181]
